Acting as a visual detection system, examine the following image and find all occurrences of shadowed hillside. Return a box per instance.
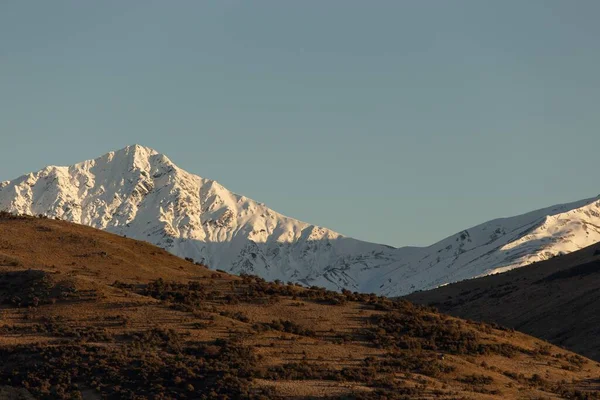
[406,241,600,362]
[1,212,600,399]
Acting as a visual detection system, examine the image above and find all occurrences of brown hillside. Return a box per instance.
[406,241,600,362]
[1,213,600,399]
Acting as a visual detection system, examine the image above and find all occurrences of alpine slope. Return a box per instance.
[2,144,600,296]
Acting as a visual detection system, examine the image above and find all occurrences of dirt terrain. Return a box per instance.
[1,212,599,399]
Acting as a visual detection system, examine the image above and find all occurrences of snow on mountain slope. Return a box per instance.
[1,144,600,296]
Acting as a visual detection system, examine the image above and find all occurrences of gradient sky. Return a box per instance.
[1,1,599,247]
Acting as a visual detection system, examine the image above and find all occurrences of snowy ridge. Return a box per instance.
[1,144,600,296]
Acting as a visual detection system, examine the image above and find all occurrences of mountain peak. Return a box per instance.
[114,144,159,159]
[98,145,164,173]
[122,144,158,154]
[2,147,600,297]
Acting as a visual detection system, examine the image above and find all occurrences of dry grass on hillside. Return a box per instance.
[0,213,599,399]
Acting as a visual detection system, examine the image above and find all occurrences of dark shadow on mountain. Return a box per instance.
[405,241,600,361]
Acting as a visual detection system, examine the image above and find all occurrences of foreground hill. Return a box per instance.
[3,145,600,296]
[406,242,600,362]
[0,213,600,399]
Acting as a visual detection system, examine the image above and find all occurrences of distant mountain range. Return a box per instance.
[2,144,600,296]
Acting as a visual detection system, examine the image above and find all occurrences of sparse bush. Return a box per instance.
[0,333,273,400]
[458,374,494,385]
[252,319,315,337]
[0,270,93,308]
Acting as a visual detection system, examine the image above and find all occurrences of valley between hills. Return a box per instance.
[407,239,600,363]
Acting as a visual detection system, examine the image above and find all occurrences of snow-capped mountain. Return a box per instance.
[2,144,600,296]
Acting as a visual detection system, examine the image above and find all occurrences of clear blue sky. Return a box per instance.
[1,1,599,247]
